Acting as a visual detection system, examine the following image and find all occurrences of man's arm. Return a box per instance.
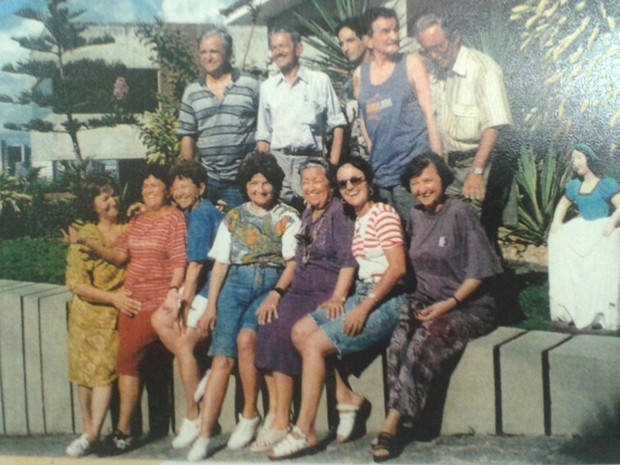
[180,136,195,160]
[329,126,344,165]
[462,127,498,201]
[352,66,372,152]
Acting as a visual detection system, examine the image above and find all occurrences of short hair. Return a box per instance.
[401,152,455,192]
[298,157,336,190]
[169,159,208,190]
[146,163,173,187]
[78,174,118,223]
[268,26,302,48]
[414,13,457,41]
[363,7,399,37]
[336,16,366,39]
[198,25,234,63]
[237,152,285,202]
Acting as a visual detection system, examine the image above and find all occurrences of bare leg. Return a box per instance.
[77,386,94,441]
[197,355,234,438]
[271,372,294,431]
[263,373,277,420]
[116,374,141,435]
[90,385,113,439]
[380,409,401,436]
[237,329,259,419]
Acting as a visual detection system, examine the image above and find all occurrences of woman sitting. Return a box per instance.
[371,152,502,462]
[187,152,301,461]
[549,143,620,330]
[252,157,357,452]
[268,156,407,460]
[63,175,141,457]
[151,160,223,449]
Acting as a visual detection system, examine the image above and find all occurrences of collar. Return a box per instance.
[450,45,469,78]
[275,64,307,86]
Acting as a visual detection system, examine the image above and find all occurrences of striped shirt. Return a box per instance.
[177,69,260,182]
[114,208,186,302]
[352,202,404,283]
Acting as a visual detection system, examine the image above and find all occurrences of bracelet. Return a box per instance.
[273,287,286,297]
[366,292,379,303]
[452,295,461,306]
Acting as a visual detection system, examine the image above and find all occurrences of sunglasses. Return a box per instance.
[337,176,366,190]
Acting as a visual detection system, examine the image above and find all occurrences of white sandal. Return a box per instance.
[268,426,318,460]
[336,398,371,443]
[250,425,289,452]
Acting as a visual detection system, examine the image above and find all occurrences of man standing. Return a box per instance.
[415,14,513,241]
[256,27,346,209]
[178,26,260,210]
[354,7,442,220]
[336,16,370,159]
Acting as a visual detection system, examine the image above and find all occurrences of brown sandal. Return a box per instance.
[371,432,399,463]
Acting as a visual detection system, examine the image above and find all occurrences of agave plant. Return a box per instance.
[507,145,572,246]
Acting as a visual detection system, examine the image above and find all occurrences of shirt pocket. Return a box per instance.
[451,103,480,141]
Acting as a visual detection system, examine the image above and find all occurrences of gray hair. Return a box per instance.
[268,27,302,49]
[198,25,234,63]
[414,13,457,40]
[298,157,335,188]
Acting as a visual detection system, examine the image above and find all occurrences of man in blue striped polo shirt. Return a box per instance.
[178,26,260,211]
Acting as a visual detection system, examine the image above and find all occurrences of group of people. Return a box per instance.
[61,6,533,463]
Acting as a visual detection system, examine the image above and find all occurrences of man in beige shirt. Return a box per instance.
[415,13,513,243]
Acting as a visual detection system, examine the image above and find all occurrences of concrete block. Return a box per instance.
[440,326,525,435]
[548,335,620,435]
[500,331,571,435]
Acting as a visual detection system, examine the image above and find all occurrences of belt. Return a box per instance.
[447,150,476,161]
[278,147,322,156]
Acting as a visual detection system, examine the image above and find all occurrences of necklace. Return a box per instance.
[296,208,328,266]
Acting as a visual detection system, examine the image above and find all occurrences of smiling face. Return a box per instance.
[337,163,371,216]
[571,150,591,177]
[93,186,119,222]
[417,24,460,71]
[246,173,275,210]
[369,16,400,57]
[141,175,168,211]
[338,26,366,64]
[171,176,205,211]
[199,34,226,76]
[409,163,445,213]
[301,166,332,211]
[270,31,301,73]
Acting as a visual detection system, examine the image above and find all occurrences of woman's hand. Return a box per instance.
[162,288,180,313]
[415,299,453,322]
[602,220,616,237]
[126,202,146,218]
[256,291,280,325]
[60,226,83,245]
[341,305,370,337]
[111,291,141,317]
[319,296,345,320]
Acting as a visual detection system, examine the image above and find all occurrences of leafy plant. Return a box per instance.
[0,171,32,215]
[0,237,67,284]
[507,145,572,246]
[141,100,180,166]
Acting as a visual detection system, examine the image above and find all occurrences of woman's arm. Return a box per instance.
[319,266,357,319]
[603,193,620,237]
[550,196,572,234]
[342,245,406,337]
[162,266,185,312]
[416,278,482,322]
[72,283,141,317]
[196,261,229,335]
[256,259,296,325]
[61,226,129,266]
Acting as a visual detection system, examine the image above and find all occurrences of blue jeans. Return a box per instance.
[209,265,282,358]
[310,282,406,356]
[206,178,245,210]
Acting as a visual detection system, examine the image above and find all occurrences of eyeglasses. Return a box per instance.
[420,40,451,58]
[337,176,366,190]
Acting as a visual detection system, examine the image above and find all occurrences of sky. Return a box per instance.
[0,0,237,147]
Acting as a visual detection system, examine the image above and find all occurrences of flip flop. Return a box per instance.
[371,432,399,463]
[336,397,372,443]
[268,426,319,460]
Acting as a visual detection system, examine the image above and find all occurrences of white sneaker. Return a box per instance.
[227,413,261,450]
[172,417,201,449]
[65,433,91,457]
[187,435,210,461]
[194,369,210,404]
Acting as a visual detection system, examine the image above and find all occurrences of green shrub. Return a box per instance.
[0,237,67,284]
[515,280,553,331]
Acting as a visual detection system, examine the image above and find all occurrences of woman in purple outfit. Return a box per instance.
[252,157,357,452]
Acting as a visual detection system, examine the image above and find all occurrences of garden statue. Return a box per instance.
[548,143,620,330]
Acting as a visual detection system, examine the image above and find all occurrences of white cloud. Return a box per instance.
[161,0,229,24]
[0,16,44,65]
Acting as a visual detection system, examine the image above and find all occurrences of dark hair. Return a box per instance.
[336,156,378,220]
[268,27,302,48]
[298,157,336,190]
[198,25,234,63]
[169,159,208,190]
[363,7,399,37]
[414,13,457,41]
[401,152,455,192]
[572,143,606,178]
[336,16,366,39]
[146,163,172,187]
[78,174,118,222]
[237,152,285,202]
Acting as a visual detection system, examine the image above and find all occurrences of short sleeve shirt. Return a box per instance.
[565,177,620,220]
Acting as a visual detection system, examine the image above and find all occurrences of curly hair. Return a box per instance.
[146,163,172,187]
[78,174,118,223]
[169,159,208,190]
[237,152,285,202]
[400,152,455,192]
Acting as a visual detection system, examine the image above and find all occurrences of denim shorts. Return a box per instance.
[310,282,406,356]
[209,265,282,358]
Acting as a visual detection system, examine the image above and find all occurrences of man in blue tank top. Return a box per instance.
[353,7,443,222]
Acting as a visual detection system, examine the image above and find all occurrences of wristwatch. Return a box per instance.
[471,167,484,175]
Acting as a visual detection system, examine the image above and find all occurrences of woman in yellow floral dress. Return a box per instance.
[63,175,141,457]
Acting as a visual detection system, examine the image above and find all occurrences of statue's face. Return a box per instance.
[571,150,590,177]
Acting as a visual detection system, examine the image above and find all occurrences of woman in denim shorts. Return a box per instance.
[268,156,407,460]
[187,152,301,461]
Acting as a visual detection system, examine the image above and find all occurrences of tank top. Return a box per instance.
[359,54,430,187]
